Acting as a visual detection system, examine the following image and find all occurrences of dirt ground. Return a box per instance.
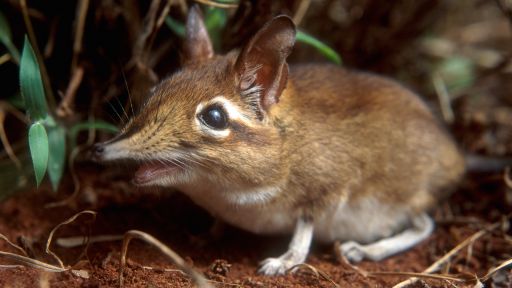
[1,1,512,287]
[0,162,510,287]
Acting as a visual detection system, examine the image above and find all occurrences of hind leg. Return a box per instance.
[340,213,433,262]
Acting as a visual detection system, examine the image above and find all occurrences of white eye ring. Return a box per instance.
[195,101,230,139]
[198,104,229,130]
[194,96,254,139]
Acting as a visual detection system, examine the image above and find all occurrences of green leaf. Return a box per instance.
[204,7,227,50]
[70,120,118,147]
[47,126,66,191]
[165,17,186,38]
[0,10,12,42]
[28,122,49,187]
[205,8,227,30]
[436,57,475,93]
[20,36,48,121]
[70,120,118,138]
[296,30,342,65]
[0,10,20,63]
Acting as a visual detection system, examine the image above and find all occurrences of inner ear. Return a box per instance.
[183,5,214,64]
[235,16,296,114]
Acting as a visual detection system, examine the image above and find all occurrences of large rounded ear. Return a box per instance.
[235,16,296,115]
[183,5,214,63]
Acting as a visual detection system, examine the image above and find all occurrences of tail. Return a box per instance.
[465,154,512,173]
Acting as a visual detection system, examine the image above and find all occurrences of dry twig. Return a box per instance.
[293,0,311,26]
[119,230,212,288]
[0,251,67,272]
[432,73,455,124]
[0,211,96,277]
[480,257,512,282]
[56,66,84,118]
[388,221,502,288]
[0,54,11,65]
[0,233,28,257]
[45,210,97,268]
[333,241,369,278]
[288,263,340,287]
[371,271,468,283]
[71,0,89,72]
[57,234,124,248]
[55,0,89,118]
[0,101,28,168]
[131,0,161,65]
[503,167,512,189]
[193,0,238,9]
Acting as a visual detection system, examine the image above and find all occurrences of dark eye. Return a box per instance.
[199,104,228,130]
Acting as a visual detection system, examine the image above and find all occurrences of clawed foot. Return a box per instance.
[258,257,297,275]
[340,241,365,262]
[339,214,434,263]
[258,217,314,276]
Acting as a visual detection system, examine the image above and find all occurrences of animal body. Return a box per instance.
[94,7,465,275]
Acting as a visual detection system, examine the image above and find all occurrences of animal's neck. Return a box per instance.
[177,174,283,208]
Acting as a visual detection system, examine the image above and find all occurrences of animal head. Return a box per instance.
[94,7,296,189]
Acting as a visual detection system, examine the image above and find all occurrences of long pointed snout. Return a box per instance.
[91,137,133,162]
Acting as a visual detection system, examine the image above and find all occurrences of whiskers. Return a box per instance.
[141,148,219,175]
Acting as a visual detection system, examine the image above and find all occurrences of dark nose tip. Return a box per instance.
[94,144,104,154]
[91,143,105,161]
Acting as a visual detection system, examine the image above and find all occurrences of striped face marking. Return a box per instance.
[195,96,253,139]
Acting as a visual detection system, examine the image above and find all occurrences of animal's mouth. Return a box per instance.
[133,161,181,185]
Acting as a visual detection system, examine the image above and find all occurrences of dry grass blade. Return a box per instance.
[0,212,97,276]
[0,251,67,272]
[288,263,320,278]
[333,241,369,278]
[0,233,28,256]
[207,279,243,287]
[293,0,311,26]
[45,210,97,268]
[0,101,28,168]
[481,257,512,282]
[0,53,11,65]
[371,271,467,282]
[288,263,340,287]
[56,0,89,118]
[391,221,501,288]
[0,111,21,169]
[71,0,89,72]
[131,0,161,63]
[0,102,29,124]
[57,66,84,118]
[503,167,512,188]
[57,234,124,248]
[0,264,24,269]
[155,0,172,32]
[193,0,238,8]
[433,73,455,124]
[119,230,212,288]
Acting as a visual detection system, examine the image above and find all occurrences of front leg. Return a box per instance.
[258,217,314,275]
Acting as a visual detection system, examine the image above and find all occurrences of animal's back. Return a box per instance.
[275,64,465,242]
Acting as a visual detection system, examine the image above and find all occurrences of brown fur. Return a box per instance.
[116,53,464,218]
[97,14,465,252]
